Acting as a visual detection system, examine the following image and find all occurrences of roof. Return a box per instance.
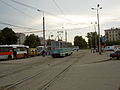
[104,28,120,31]
[0,45,29,48]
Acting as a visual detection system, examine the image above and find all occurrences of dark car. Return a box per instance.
[110,51,120,60]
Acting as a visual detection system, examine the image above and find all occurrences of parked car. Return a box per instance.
[110,51,120,60]
[28,48,40,57]
[114,47,120,52]
[104,46,115,51]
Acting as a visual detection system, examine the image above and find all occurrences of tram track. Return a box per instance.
[0,56,64,78]
[1,51,86,90]
[39,55,85,90]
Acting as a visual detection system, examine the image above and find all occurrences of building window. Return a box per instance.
[109,38,111,41]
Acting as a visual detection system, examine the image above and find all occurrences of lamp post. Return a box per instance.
[43,12,46,49]
[91,4,102,54]
[37,9,46,49]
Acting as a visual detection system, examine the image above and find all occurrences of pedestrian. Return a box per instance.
[41,50,46,57]
[91,48,94,53]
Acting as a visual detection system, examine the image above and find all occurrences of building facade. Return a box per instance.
[105,28,120,41]
[16,33,26,45]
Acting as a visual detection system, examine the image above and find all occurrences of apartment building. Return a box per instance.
[16,33,26,44]
[105,28,120,41]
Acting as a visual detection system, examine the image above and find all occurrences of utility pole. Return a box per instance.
[91,4,102,54]
[97,4,101,54]
[90,35,92,49]
[94,24,97,50]
[43,12,46,49]
[65,31,67,42]
[36,10,46,49]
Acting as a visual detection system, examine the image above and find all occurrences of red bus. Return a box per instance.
[0,45,14,60]
[0,45,29,60]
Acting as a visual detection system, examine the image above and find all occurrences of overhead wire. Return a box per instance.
[0,0,43,33]
[22,31,43,33]
[0,20,91,35]
[0,21,40,30]
[9,0,72,21]
[8,0,89,27]
[0,0,35,19]
[0,21,65,33]
[0,0,89,34]
[52,0,65,15]
[9,0,39,11]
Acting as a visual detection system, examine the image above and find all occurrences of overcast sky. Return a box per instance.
[0,0,120,43]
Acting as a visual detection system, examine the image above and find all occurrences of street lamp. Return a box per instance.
[37,10,46,49]
[42,12,46,49]
[91,4,102,54]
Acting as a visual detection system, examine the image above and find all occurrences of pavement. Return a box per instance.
[47,50,120,90]
[0,50,120,90]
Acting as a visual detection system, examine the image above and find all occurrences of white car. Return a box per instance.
[114,48,120,52]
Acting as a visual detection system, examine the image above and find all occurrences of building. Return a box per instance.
[105,28,120,41]
[39,37,48,46]
[16,33,26,45]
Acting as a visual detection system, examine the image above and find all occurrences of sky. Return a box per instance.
[0,0,120,44]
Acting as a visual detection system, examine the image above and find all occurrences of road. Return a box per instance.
[0,50,120,90]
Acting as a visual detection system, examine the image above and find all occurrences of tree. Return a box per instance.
[24,34,40,48]
[74,36,87,49]
[47,39,55,46]
[0,31,5,45]
[86,32,99,49]
[104,40,120,46]
[1,27,17,45]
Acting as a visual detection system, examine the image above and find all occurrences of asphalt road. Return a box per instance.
[0,50,120,90]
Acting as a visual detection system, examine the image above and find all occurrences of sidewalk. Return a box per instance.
[75,50,111,65]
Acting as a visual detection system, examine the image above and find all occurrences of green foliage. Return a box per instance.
[24,34,40,48]
[74,36,87,49]
[105,40,120,46]
[0,31,5,45]
[86,32,99,48]
[0,27,17,45]
[47,39,55,46]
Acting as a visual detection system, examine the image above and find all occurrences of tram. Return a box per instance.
[51,41,73,58]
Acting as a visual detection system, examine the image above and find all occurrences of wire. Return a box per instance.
[0,0,34,19]
[9,0,39,11]
[9,0,71,21]
[22,30,43,33]
[52,0,65,15]
[0,21,40,30]
[0,20,90,35]
[8,0,90,27]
